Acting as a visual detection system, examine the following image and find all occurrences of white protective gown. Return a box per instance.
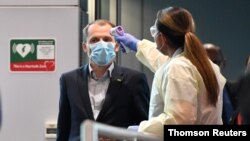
[136,39,226,138]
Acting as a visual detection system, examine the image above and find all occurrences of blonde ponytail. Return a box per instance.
[184,32,219,106]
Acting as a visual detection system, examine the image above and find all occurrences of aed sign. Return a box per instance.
[10,39,56,72]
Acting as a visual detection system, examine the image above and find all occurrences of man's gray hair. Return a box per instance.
[82,19,115,43]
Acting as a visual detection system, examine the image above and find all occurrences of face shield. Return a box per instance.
[150,25,159,38]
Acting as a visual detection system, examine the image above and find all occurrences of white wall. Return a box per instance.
[0,0,78,5]
[0,2,80,141]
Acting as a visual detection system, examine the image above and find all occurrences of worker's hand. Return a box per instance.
[127,125,139,131]
[114,33,139,52]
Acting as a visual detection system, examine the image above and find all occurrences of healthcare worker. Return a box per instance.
[115,6,226,137]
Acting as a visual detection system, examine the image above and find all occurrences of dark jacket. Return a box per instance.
[56,64,150,141]
[227,72,250,124]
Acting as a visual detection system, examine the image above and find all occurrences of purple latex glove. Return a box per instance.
[114,33,139,52]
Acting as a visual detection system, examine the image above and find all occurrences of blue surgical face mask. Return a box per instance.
[88,40,116,66]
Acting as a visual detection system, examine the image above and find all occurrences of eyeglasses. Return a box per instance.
[150,25,159,38]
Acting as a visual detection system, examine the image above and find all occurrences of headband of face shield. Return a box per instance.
[88,40,116,66]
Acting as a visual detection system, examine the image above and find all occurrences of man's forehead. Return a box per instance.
[88,23,112,32]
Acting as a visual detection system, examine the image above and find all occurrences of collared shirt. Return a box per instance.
[88,63,114,119]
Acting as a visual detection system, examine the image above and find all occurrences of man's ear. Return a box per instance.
[114,43,119,52]
[82,43,88,53]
